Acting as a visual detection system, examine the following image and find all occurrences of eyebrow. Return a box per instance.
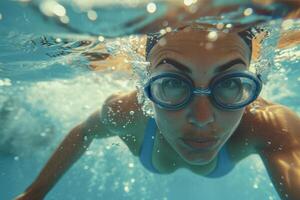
[214,58,247,73]
[155,58,247,74]
[156,58,191,73]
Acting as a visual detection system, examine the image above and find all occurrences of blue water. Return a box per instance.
[1,1,299,200]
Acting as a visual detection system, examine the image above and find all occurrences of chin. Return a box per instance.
[177,147,217,166]
[184,154,216,165]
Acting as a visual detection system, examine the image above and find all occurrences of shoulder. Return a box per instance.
[100,90,153,156]
[243,97,300,150]
[101,90,148,135]
[248,97,299,133]
[227,97,299,161]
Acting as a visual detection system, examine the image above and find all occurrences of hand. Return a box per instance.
[14,192,44,200]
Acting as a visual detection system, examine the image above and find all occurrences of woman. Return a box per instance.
[16,2,300,200]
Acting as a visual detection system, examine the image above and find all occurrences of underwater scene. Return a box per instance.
[0,0,300,200]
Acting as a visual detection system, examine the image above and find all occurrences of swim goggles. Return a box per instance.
[144,71,262,110]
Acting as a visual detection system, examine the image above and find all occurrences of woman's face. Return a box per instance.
[148,29,251,165]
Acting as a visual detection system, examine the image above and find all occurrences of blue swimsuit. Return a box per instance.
[139,118,235,177]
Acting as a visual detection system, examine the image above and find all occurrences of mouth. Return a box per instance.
[180,137,219,151]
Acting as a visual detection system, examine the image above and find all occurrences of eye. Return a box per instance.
[214,78,243,103]
[162,78,185,89]
[150,76,190,104]
[219,79,241,89]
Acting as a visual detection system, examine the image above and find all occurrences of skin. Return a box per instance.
[15,2,300,200]
[15,28,300,200]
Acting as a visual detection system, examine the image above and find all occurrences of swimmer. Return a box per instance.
[15,2,300,200]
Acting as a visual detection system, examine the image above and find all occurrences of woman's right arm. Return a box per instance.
[15,100,117,200]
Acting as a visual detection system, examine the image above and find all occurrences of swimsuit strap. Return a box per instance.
[204,145,235,178]
[139,118,160,173]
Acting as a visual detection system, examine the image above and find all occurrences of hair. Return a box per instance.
[145,27,256,61]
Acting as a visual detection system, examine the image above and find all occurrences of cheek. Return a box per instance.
[216,109,244,134]
[153,106,186,133]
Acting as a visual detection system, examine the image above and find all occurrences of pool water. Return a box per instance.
[0,1,299,200]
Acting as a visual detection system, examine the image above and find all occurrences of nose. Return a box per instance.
[187,96,215,128]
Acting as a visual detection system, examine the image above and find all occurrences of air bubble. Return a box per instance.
[160,29,167,35]
[205,42,213,50]
[244,8,253,16]
[147,2,157,13]
[207,31,218,42]
[281,128,288,133]
[40,132,47,137]
[216,23,224,29]
[53,3,66,17]
[184,0,194,6]
[87,10,97,21]
[162,21,169,27]
[0,78,12,87]
[98,36,105,42]
[60,15,69,24]
[225,24,232,28]
[158,38,167,46]
[281,19,294,31]
[166,27,172,32]
[124,185,130,193]
[128,163,134,168]
[285,194,288,198]
[55,38,62,43]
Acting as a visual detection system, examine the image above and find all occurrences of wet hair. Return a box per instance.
[145,28,255,60]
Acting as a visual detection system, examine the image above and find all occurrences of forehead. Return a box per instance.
[148,30,250,74]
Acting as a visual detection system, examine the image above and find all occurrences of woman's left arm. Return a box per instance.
[258,106,300,200]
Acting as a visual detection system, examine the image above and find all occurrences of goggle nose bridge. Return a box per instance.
[192,88,212,96]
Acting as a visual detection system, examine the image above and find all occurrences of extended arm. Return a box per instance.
[15,109,114,200]
[15,91,141,200]
[258,106,300,200]
[261,149,300,200]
